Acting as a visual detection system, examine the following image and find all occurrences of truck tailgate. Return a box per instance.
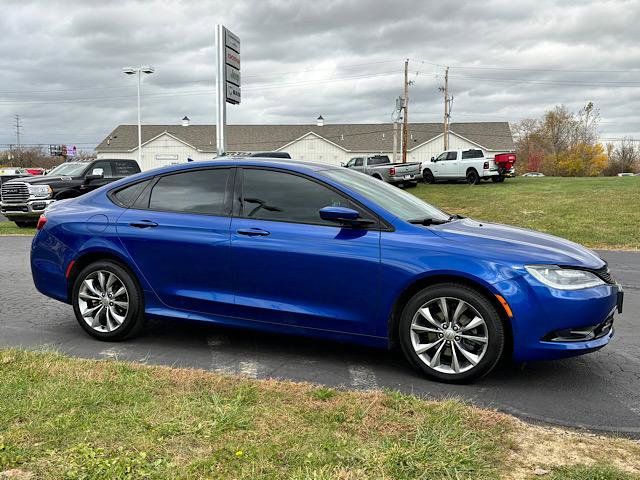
[392,163,420,175]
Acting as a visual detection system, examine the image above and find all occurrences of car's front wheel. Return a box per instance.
[398,284,505,382]
[72,260,145,341]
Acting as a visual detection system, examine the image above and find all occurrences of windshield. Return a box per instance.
[321,168,449,222]
[47,163,88,177]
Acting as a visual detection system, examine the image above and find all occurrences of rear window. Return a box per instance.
[462,149,484,159]
[112,161,141,176]
[369,156,390,165]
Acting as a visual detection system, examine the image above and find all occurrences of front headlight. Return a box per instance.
[525,265,605,290]
[28,184,52,198]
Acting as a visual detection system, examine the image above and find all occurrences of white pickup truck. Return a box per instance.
[421,149,516,184]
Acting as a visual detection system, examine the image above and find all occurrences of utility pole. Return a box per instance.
[442,67,450,150]
[402,59,409,163]
[14,115,22,149]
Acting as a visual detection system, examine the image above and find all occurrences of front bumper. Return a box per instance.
[495,274,621,362]
[1,199,55,218]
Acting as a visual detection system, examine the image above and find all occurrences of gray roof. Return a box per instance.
[95,122,513,153]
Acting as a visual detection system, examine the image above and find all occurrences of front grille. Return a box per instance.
[1,182,29,203]
[593,264,615,284]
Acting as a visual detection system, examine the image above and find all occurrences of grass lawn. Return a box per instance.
[412,176,640,250]
[0,221,35,236]
[1,350,638,479]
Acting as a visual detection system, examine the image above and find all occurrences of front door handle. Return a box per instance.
[129,220,158,229]
[236,228,270,237]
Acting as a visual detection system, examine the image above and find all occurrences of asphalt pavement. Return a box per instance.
[1,236,638,436]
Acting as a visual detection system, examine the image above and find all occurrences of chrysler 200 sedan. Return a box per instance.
[30,159,623,382]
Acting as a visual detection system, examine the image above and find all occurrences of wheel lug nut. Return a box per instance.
[439,333,444,338]
[109,302,113,306]
[455,336,460,341]
[453,326,458,331]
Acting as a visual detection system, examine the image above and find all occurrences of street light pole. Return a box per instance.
[123,66,155,166]
[137,70,142,165]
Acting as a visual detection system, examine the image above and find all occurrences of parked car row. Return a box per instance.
[0,159,141,227]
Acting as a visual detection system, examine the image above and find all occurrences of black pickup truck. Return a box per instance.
[0,159,141,227]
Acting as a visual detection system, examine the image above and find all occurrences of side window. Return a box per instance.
[112,161,141,176]
[241,169,363,225]
[346,158,356,167]
[112,180,151,207]
[462,149,484,159]
[436,152,448,161]
[354,158,364,167]
[91,161,113,177]
[148,168,230,215]
[446,151,458,160]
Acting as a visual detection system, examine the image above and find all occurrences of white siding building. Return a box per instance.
[96,117,514,171]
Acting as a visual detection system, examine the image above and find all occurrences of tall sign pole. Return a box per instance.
[215,25,241,156]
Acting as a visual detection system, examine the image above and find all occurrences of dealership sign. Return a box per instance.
[223,27,240,104]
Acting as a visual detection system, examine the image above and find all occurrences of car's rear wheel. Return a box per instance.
[491,176,505,183]
[72,260,145,341]
[398,284,505,383]
[466,169,480,185]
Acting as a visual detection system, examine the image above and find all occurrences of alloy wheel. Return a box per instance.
[78,270,129,333]
[410,297,489,374]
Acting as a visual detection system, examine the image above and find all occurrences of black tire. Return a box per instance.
[423,169,435,184]
[15,220,36,228]
[398,283,505,383]
[372,175,383,181]
[491,176,505,183]
[405,181,418,188]
[71,260,145,341]
[466,169,480,185]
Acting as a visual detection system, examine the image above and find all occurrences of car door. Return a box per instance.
[430,152,448,177]
[229,167,383,336]
[82,160,114,191]
[441,151,459,177]
[116,167,235,315]
[350,157,365,173]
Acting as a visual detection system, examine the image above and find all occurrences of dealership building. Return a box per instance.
[96,117,514,171]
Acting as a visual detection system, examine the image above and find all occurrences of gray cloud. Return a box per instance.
[1,0,639,150]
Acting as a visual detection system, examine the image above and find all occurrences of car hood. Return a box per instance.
[6,175,76,185]
[429,218,605,269]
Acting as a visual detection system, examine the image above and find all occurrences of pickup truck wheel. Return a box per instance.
[398,284,505,383]
[15,220,37,228]
[72,260,145,341]
[491,176,505,183]
[423,170,435,184]
[466,169,480,185]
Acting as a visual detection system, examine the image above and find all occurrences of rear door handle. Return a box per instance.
[129,220,158,229]
[236,228,270,237]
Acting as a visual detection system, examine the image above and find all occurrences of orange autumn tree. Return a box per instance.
[555,142,608,176]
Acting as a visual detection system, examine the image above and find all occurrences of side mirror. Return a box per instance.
[431,157,436,162]
[319,206,374,228]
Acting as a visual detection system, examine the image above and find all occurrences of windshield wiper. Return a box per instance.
[448,214,465,221]
[408,217,450,226]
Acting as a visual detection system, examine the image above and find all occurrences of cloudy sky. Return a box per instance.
[1,0,639,150]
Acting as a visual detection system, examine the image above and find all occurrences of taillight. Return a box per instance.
[36,214,47,230]
[483,162,489,169]
[389,167,396,175]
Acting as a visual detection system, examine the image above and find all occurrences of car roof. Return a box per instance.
[141,158,337,177]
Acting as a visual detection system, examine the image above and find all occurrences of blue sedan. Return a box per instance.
[30,159,622,382]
